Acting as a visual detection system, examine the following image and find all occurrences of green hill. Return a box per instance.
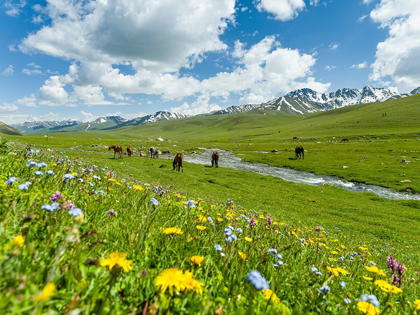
[0,121,23,136]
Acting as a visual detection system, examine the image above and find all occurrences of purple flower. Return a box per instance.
[64,200,75,210]
[266,217,273,226]
[387,256,406,286]
[107,209,115,216]
[107,171,114,178]
[246,270,269,290]
[68,208,83,217]
[42,202,60,211]
[4,177,18,185]
[50,191,63,201]
[249,218,257,228]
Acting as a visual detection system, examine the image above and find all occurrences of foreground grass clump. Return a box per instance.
[0,147,419,314]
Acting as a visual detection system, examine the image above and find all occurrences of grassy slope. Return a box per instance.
[4,94,420,248]
[0,121,23,136]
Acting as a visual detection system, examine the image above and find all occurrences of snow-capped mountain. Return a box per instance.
[12,120,81,135]
[211,85,420,116]
[92,116,126,125]
[116,111,188,128]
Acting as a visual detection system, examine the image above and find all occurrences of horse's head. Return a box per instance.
[108,145,113,150]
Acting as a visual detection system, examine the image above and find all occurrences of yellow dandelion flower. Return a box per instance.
[363,276,373,281]
[155,268,185,295]
[357,301,380,315]
[197,215,207,223]
[244,237,253,242]
[191,256,204,266]
[34,282,56,302]
[211,205,216,209]
[12,235,24,246]
[100,252,133,272]
[217,218,224,222]
[374,280,402,294]
[365,265,386,276]
[336,267,349,275]
[327,266,339,276]
[238,252,247,260]
[331,251,338,255]
[262,289,280,303]
[183,271,204,295]
[196,225,206,231]
[163,227,183,235]
[216,212,221,216]
[414,300,420,310]
[133,185,144,191]
[359,246,368,251]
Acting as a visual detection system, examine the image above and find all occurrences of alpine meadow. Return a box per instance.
[1,0,420,314]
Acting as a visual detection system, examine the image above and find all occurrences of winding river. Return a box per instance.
[183,149,420,201]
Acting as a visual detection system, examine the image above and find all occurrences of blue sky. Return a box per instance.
[1,0,419,124]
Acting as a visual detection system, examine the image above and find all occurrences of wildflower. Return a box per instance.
[363,276,373,281]
[374,280,403,293]
[63,173,74,180]
[249,218,257,227]
[262,289,280,303]
[26,161,37,167]
[214,244,223,251]
[360,294,380,307]
[246,270,269,290]
[4,177,18,185]
[207,216,214,226]
[266,217,273,226]
[277,260,284,266]
[318,285,331,294]
[238,252,247,260]
[268,248,277,254]
[64,200,75,210]
[231,234,237,241]
[42,202,60,212]
[107,209,115,217]
[150,198,159,206]
[68,208,83,217]
[315,225,323,231]
[18,181,32,191]
[38,162,47,168]
[196,225,206,231]
[220,252,226,257]
[224,228,233,236]
[197,215,207,223]
[46,170,54,176]
[163,227,183,235]
[357,301,380,314]
[344,298,351,304]
[311,267,318,273]
[236,228,243,233]
[186,199,196,208]
[100,252,133,272]
[191,256,204,266]
[244,237,253,242]
[339,256,345,262]
[275,254,283,259]
[340,281,346,288]
[315,271,323,276]
[34,282,56,302]
[155,268,203,295]
[50,192,63,201]
[386,256,405,286]
[365,265,386,276]
[94,190,104,195]
[181,270,204,294]
[34,171,43,176]
[12,235,24,246]
[414,300,420,310]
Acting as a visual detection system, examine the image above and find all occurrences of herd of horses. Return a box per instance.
[109,144,306,172]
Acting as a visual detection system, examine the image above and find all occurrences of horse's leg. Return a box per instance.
[113,151,116,159]
[302,151,304,159]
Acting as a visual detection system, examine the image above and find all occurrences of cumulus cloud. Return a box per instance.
[0,102,18,112]
[255,0,306,21]
[369,0,420,91]
[2,65,14,76]
[351,61,368,69]
[22,68,43,75]
[14,95,37,107]
[170,94,222,116]
[38,76,69,103]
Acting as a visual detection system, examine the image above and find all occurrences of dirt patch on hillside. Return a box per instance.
[229,133,275,141]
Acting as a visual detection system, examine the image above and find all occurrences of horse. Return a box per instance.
[295,146,304,159]
[150,147,159,158]
[173,153,184,173]
[109,145,123,159]
[127,146,133,157]
[341,138,349,143]
[211,151,220,168]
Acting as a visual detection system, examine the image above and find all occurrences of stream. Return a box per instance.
[183,149,420,201]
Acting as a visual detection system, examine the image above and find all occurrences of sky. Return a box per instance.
[1,0,420,124]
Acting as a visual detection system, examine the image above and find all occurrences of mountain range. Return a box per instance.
[9,85,420,135]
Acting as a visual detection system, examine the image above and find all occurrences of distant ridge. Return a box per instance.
[115,111,188,128]
[0,121,24,136]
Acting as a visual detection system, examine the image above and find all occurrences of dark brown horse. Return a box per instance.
[127,146,133,157]
[341,138,349,143]
[295,146,304,159]
[211,151,220,168]
[173,153,184,173]
[109,145,123,159]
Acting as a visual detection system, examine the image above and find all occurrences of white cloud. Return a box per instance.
[310,0,320,6]
[325,65,336,71]
[2,65,14,76]
[4,0,26,17]
[14,94,37,107]
[358,14,368,22]
[73,85,112,105]
[0,102,18,112]
[351,61,368,69]
[255,0,306,21]
[32,15,43,24]
[369,0,420,91]
[8,44,17,52]
[170,94,222,116]
[22,68,44,75]
[80,111,94,122]
[38,76,69,103]
[362,0,374,4]
[329,43,340,50]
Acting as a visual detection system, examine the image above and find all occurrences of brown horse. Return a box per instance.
[295,146,304,159]
[173,153,184,173]
[211,151,220,168]
[109,145,123,159]
[341,138,349,143]
[127,146,133,157]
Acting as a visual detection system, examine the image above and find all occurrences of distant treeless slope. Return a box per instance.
[0,121,24,136]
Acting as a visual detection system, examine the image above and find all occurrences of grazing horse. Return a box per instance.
[211,151,220,168]
[126,146,133,157]
[341,138,349,143]
[150,147,159,158]
[295,146,304,159]
[173,153,184,173]
[109,145,123,159]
